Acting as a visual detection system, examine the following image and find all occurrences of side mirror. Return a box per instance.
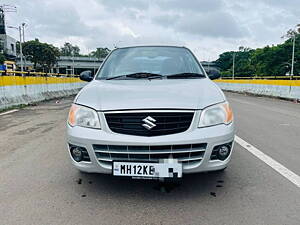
[207,70,221,80]
[80,71,93,82]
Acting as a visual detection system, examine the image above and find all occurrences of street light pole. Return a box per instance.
[93,57,96,74]
[18,26,23,72]
[21,23,26,42]
[21,23,26,71]
[72,52,75,75]
[232,53,235,80]
[291,33,295,76]
[8,25,24,72]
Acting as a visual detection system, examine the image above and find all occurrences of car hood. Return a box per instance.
[75,79,225,111]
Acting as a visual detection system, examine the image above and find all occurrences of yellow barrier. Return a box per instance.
[215,79,300,87]
[220,76,300,79]
[0,76,82,86]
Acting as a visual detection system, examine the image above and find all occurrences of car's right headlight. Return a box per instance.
[68,104,101,129]
[198,102,233,128]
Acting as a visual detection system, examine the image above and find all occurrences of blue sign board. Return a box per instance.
[0,65,6,70]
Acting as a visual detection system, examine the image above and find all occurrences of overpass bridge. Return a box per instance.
[16,56,104,75]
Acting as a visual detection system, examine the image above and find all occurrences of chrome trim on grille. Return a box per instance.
[93,143,207,169]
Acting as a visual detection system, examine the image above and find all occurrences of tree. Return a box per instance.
[0,52,5,64]
[22,39,60,71]
[214,24,300,77]
[60,42,80,56]
[215,47,254,77]
[90,47,110,59]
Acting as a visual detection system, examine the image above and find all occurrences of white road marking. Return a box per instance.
[0,109,19,116]
[235,135,300,188]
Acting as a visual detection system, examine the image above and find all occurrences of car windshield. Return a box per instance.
[96,46,205,79]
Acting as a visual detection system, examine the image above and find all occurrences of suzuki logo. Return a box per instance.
[142,116,156,130]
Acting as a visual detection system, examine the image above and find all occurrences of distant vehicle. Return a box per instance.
[4,60,15,72]
[67,46,234,180]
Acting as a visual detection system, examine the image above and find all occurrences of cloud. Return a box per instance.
[174,12,247,38]
[157,0,223,12]
[3,0,300,60]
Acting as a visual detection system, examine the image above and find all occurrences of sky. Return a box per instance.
[3,0,299,60]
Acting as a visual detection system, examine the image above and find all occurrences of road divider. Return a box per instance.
[0,75,85,110]
[216,79,300,100]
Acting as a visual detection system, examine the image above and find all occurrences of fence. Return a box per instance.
[0,70,84,110]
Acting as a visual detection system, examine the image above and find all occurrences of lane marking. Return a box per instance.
[0,109,19,116]
[235,135,300,188]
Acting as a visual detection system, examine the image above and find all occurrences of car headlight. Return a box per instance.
[198,102,233,127]
[68,104,101,129]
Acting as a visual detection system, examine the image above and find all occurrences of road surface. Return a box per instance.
[0,92,299,225]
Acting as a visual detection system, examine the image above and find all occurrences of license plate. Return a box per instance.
[113,160,182,178]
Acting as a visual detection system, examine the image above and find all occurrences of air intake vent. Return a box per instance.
[105,112,194,136]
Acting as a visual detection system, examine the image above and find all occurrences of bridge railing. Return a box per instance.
[220,75,300,80]
[0,70,79,77]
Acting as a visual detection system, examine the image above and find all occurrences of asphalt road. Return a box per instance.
[0,92,299,225]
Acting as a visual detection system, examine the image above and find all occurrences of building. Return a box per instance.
[56,56,103,75]
[0,34,17,59]
[16,56,104,75]
[200,61,220,73]
[0,6,17,60]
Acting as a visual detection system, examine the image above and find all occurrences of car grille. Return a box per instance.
[93,143,207,169]
[105,112,194,136]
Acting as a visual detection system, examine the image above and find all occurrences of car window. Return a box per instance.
[96,47,204,79]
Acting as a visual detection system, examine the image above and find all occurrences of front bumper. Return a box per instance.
[67,120,235,174]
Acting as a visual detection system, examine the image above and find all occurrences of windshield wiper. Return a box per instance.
[106,72,164,80]
[166,72,206,79]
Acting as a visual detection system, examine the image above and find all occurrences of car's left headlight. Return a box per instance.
[68,104,101,129]
[198,102,233,128]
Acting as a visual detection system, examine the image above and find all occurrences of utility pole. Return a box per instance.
[232,53,235,80]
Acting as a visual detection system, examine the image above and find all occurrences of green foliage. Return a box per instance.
[0,52,5,64]
[60,42,80,56]
[90,47,110,59]
[215,47,255,77]
[22,39,60,71]
[215,27,300,76]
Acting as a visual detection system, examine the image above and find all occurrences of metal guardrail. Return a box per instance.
[0,70,79,77]
[220,76,300,80]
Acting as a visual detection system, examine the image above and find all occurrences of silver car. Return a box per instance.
[67,46,234,179]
